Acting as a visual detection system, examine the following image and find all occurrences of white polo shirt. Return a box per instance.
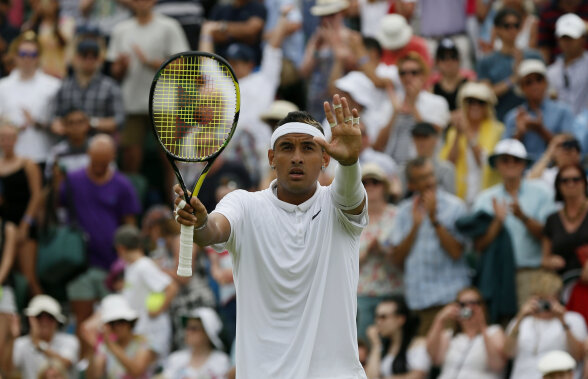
[213,180,368,379]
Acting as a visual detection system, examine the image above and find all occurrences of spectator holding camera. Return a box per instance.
[505,273,587,379]
[427,287,506,379]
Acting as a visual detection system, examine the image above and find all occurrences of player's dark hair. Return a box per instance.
[379,296,419,375]
[494,7,522,27]
[277,111,324,135]
[363,36,382,58]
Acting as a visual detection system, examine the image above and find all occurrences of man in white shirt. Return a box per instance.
[175,95,368,379]
[4,295,79,379]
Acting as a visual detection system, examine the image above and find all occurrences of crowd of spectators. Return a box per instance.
[0,0,588,378]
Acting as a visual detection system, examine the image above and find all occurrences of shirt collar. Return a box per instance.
[269,179,321,213]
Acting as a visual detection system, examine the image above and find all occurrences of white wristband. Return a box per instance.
[331,161,364,210]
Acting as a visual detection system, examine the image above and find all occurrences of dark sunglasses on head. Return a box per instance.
[399,69,422,77]
[559,176,583,185]
[18,50,38,58]
[464,97,487,106]
[458,300,481,307]
[362,178,383,186]
[500,22,520,30]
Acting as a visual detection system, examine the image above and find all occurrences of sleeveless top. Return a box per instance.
[0,167,31,224]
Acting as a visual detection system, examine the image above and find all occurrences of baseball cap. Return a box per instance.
[436,38,459,60]
[334,71,375,109]
[24,295,66,323]
[537,350,576,375]
[556,13,587,39]
[411,122,438,136]
[77,39,100,55]
[224,43,256,63]
[517,59,547,79]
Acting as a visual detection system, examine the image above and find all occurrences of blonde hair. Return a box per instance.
[530,271,563,298]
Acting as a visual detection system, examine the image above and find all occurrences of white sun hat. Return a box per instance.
[24,295,66,323]
[377,14,413,50]
[488,139,533,168]
[183,307,224,349]
[310,0,349,17]
[517,59,547,79]
[100,294,138,324]
[537,350,576,375]
[334,71,376,109]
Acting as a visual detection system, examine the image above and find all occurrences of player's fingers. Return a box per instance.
[323,101,336,128]
[332,94,344,125]
[174,196,194,213]
[173,184,184,197]
[313,136,330,152]
[341,97,353,124]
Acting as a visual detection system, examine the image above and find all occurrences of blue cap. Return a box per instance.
[224,43,256,62]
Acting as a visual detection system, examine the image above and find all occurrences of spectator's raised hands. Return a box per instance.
[439,302,460,322]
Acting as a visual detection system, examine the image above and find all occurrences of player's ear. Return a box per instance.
[322,151,330,168]
[268,149,275,168]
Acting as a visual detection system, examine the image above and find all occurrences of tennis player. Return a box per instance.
[174,94,368,379]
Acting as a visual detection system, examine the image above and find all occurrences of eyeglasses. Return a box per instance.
[497,155,524,164]
[362,178,383,186]
[559,176,583,185]
[399,69,422,77]
[375,313,395,320]
[521,75,545,87]
[18,50,38,58]
[458,300,481,307]
[464,98,486,106]
[500,22,520,30]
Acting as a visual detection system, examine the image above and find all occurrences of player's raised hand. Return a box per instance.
[173,184,208,229]
[315,94,362,166]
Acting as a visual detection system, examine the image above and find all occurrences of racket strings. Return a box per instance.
[152,55,238,160]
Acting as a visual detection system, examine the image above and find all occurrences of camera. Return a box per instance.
[537,299,551,312]
[460,307,473,320]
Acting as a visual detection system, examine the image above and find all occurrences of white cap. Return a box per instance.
[538,350,576,375]
[335,71,376,109]
[310,0,349,16]
[184,307,224,349]
[488,139,532,168]
[100,294,138,324]
[458,82,497,106]
[24,295,66,323]
[556,13,586,39]
[260,100,299,123]
[518,59,547,79]
[377,14,413,50]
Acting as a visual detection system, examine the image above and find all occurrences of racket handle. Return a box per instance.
[177,224,194,277]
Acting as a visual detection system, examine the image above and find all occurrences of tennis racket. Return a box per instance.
[149,52,240,277]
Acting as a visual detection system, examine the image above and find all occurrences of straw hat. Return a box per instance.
[458,82,497,106]
[260,100,299,123]
[362,162,391,195]
[377,14,413,50]
[310,0,349,17]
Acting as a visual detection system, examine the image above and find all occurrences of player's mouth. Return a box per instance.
[288,167,305,179]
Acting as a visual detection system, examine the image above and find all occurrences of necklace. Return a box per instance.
[563,200,588,223]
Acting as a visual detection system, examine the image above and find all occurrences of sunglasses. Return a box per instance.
[458,300,481,307]
[464,98,486,106]
[500,22,520,30]
[497,155,524,164]
[399,69,422,77]
[18,50,38,58]
[362,178,383,186]
[559,176,583,185]
[521,75,545,87]
[375,313,395,320]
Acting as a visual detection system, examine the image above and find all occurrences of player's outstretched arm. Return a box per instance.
[173,184,231,247]
[314,94,366,215]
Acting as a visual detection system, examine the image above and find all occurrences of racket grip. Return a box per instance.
[177,224,194,277]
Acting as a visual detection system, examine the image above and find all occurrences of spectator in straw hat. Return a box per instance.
[260,100,299,132]
[87,294,156,378]
[376,14,431,67]
[4,295,79,379]
[538,350,575,379]
[440,82,504,205]
[300,0,360,121]
[546,13,588,115]
[162,307,230,379]
[504,59,575,161]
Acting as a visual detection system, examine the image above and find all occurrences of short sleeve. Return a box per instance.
[543,213,557,238]
[139,258,172,293]
[165,19,190,56]
[408,342,432,373]
[565,312,588,341]
[12,337,26,368]
[210,189,247,253]
[55,335,80,364]
[116,174,141,218]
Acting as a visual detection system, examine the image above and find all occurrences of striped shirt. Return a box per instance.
[391,190,471,310]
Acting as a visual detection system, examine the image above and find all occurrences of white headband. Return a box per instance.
[270,122,324,149]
